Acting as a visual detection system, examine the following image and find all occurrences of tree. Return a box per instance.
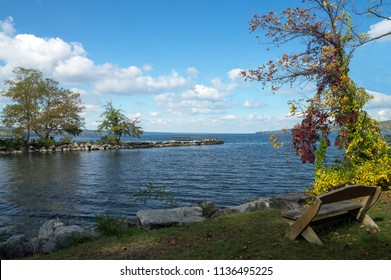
[1,67,42,145]
[242,0,391,193]
[1,67,85,146]
[97,101,143,145]
[33,78,84,139]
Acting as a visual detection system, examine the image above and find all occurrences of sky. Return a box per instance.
[0,0,390,133]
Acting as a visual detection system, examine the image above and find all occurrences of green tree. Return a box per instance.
[33,78,84,139]
[1,67,85,146]
[242,0,391,193]
[97,101,143,145]
[1,67,42,146]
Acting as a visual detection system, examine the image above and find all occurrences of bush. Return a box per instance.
[98,135,118,145]
[312,157,391,196]
[95,215,128,237]
[0,137,24,150]
[58,136,73,145]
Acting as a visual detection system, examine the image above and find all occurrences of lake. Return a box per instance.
[0,132,316,237]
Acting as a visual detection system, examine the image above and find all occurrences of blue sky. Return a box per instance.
[0,0,390,133]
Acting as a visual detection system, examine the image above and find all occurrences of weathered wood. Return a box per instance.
[281,185,381,245]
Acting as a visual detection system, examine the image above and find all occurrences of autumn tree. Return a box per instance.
[242,0,391,193]
[1,67,85,146]
[97,101,143,145]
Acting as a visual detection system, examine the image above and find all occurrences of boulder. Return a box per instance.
[269,192,309,209]
[38,219,65,238]
[0,235,34,259]
[137,206,205,230]
[230,198,271,212]
[40,224,92,253]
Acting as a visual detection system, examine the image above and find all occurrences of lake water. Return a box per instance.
[0,132,318,237]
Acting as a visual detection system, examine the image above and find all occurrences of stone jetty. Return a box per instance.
[0,138,224,154]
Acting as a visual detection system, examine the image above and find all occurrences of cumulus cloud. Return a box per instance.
[0,17,15,35]
[368,18,391,41]
[154,77,238,116]
[181,84,225,100]
[365,90,391,121]
[0,17,191,95]
[366,90,391,109]
[227,68,243,81]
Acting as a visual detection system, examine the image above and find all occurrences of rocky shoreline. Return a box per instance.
[0,138,224,155]
[0,192,308,259]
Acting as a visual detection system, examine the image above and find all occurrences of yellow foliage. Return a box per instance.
[312,155,391,196]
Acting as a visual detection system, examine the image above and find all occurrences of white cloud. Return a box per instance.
[377,109,391,121]
[243,99,265,108]
[0,17,15,35]
[181,84,224,100]
[221,114,240,120]
[368,18,391,41]
[0,18,191,95]
[365,90,391,121]
[227,68,244,81]
[142,64,153,72]
[149,112,159,117]
[127,112,142,120]
[186,67,199,77]
[366,90,391,109]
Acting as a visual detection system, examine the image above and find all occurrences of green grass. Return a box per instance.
[26,192,391,260]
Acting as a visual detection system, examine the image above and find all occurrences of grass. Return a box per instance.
[26,192,391,260]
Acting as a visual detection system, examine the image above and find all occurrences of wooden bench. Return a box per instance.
[281,185,381,245]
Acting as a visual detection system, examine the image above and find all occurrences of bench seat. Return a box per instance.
[282,200,361,221]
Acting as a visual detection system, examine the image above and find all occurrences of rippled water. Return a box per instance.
[0,132,316,237]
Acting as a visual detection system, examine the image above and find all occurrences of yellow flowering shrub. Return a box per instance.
[312,153,391,196]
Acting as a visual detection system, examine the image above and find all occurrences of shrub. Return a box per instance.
[136,183,180,208]
[95,215,128,237]
[98,135,118,145]
[58,136,73,145]
[0,137,25,150]
[312,157,391,196]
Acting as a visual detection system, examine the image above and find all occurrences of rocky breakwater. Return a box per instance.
[0,138,224,154]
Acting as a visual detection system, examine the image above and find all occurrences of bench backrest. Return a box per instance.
[317,185,381,206]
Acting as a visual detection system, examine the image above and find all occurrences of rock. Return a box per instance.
[91,144,100,150]
[40,225,91,253]
[198,201,219,218]
[137,206,205,230]
[0,235,34,259]
[36,219,93,254]
[210,208,238,218]
[269,192,309,209]
[230,198,271,212]
[38,219,65,238]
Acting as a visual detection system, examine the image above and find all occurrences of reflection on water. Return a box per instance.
[0,133,316,237]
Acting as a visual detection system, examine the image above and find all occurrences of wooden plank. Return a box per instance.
[286,199,321,240]
[282,201,361,220]
[301,226,323,245]
[318,185,378,205]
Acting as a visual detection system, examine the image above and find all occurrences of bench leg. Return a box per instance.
[283,218,323,245]
[301,226,323,245]
[361,214,378,229]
